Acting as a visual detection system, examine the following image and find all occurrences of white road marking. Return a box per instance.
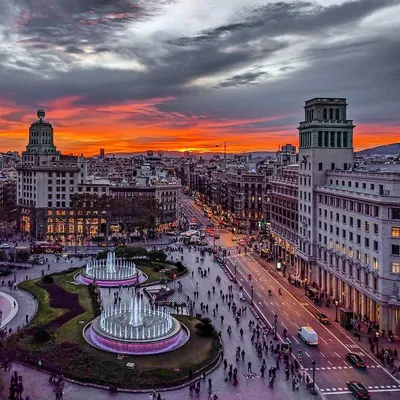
[320,352,326,358]
[292,336,299,344]
[282,322,288,330]
[335,352,340,358]
[319,336,328,344]
[305,351,311,358]
[328,361,332,365]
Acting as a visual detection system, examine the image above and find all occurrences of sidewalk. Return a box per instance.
[269,257,400,371]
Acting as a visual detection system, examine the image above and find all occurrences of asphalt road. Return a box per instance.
[183,195,400,400]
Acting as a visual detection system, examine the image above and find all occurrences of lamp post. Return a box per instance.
[251,284,254,304]
[334,299,339,322]
[311,360,317,395]
[274,312,278,340]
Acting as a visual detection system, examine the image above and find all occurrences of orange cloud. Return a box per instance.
[0,97,398,156]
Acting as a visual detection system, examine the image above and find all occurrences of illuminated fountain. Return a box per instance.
[77,251,147,287]
[84,294,189,355]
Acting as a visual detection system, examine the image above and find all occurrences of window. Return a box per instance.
[336,227,339,235]
[349,247,353,257]
[331,162,335,170]
[342,229,346,238]
[373,241,378,251]
[373,258,379,270]
[392,262,400,274]
[349,217,353,226]
[370,184,375,190]
[349,232,353,241]
[356,250,361,260]
[318,162,323,171]
[392,244,400,255]
[336,241,340,251]
[365,254,370,265]
[365,221,370,232]
[342,245,346,254]
[343,215,347,224]
[392,208,400,220]
[373,224,378,234]
[357,234,361,244]
[365,238,369,247]
[329,239,333,249]
[357,219,361,229]
[392,227,400,237]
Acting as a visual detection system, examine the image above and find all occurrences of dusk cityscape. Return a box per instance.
[0,1,400,400]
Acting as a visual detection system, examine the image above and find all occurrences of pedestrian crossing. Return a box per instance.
[302,364,380,371]
[320,384,400,393]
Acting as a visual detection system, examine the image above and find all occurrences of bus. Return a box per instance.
[31,241,63,254]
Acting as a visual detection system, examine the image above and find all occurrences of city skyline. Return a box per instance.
[0,0,399,155]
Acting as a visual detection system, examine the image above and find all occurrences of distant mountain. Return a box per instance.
[356,143,400,156]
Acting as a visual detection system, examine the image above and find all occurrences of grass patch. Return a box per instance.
[19,280,66,326]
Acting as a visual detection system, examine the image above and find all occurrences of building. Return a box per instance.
[99,148,105,159]
[292,97,400,334]
[17,110,106,243]
[270,164,298,268]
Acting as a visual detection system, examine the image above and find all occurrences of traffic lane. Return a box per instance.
[227,258,400,389]
[228,258,329,367]
[326,389,400,400]
[219,261,399,395]
[228,256,359,366]
[249,253,395,374]
[315,365,397,390]
[229,255,339,348]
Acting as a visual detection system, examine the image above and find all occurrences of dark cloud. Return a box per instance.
[216,71,268,88]
[0,0,398,141]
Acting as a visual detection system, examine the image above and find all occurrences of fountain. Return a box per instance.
[77,251,147,287]
[83,294,189,355]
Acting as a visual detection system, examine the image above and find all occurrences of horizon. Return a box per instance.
[0,1,399,155]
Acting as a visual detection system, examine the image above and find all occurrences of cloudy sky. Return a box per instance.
[0,0,399,155]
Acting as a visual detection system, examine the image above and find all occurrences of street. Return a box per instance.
[182,195,400,399]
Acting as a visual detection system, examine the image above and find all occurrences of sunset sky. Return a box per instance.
[0,0,399,155]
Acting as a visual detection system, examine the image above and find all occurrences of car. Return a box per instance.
[316,312,329,324]
[346,381,370,399]
[198,241,208,246]
[213,234,220,239]
[232,236,238,241]
[239,240,246,246]
[0,243,10,248]
[346,353,367,368]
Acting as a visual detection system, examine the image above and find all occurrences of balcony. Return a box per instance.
[298,119,354,128]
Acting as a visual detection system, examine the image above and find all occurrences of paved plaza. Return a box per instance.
[1,247,316,399]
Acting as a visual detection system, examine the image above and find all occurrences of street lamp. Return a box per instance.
[251,284,254,304]
[311,360,317,395]
[334,299,339,322]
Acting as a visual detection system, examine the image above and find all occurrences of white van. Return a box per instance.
[298,326,318,345]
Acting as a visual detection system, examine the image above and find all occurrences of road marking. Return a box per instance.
[319,336,328,344]
[328,338,333,342]
[284,310,289,316]
[334,352,340,358]
[320,352,326,358]
[263,301,269,307]
[295,311,301,316]
[258,301,262,305]
[292,336,299,344]
[328,361,332,365]
[305,351,311,358]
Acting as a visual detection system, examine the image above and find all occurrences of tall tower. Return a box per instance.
[297,98,355,281]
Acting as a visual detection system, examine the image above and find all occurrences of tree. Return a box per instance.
[109,196,162,234]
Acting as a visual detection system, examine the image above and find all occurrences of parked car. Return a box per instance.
[346,353,366,368]
[346,381,370,399]
[315,312,329,324]
[0,243,10,248]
